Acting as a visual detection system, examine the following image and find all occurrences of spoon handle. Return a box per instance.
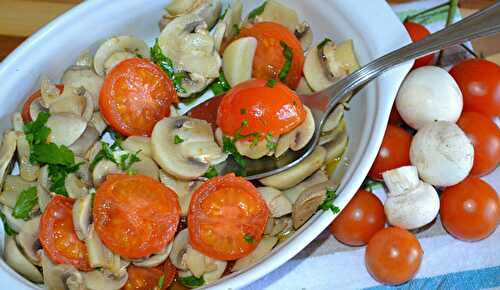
[314,1,500,121]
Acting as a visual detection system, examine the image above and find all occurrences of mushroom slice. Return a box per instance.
[159,170,200,216]
[29,98,48,122]
[158,1,222,80]
[37,166,52,211]
[122,136,152,157]
[85,141,103,163]
[16,216,42,265]
[75,157,92,187]
[92,160,121,187]
[75,49,93,67]
[221,0,242,39]
[73,193,93,240]
[185,244,226,283]
[235,135,275,160]
[260,146,326,190]
[231,236,278,272]
[69,125,100,157]
[86,224,121,274]
[322,104,345,132]
[93,36,150,76]
[165,0,197,16]
[133,242,172,267]
[296,77,313,95]
[162,0,220,28]
[0,175,37,208]
[292,180,337,229]
[254,0,299,32]
[103,51,136,74]
[178,72,213,98]
[40,77,63,108]
[12,112,24,131]
[61,68,103,110]
[275,106,315,157]
[202,259,227,285]
[83,268,128,290]
[89,112,108,135]
[283,170,329,204]
[129,154,160,180]
[169,228,189,270]
[4,236,43,283]
[46,113,87,146]
[15,131,40,181]
[40,250,82,290]
[152,117,227,180]
[320,117,347,146]
[211,22,226,51]
[295,22,313,51]
[49,86,86,116]
[324,121,348,166]
[257,187,292,218]
[1,205,26,232]
[222,37,257,87]
[323,39,360,79]
[81,91,95,122]
[0,131,16,185]
[265,216,293,236]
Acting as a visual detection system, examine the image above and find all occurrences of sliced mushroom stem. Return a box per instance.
[231,236,278,272]
[5,236,43,283]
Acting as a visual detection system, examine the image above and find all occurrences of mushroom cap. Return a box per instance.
[46,113,87,146]
[93,36,150,76]
[16,216,42,265]
[4,237,43,283]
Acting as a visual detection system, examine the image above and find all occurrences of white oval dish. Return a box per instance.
[0,0,412,289]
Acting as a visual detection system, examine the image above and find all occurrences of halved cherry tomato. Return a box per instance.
[457,112,500,176]
[21,84,64,122]
[330,190,386,246]
[449,59,500,118]
[99,58,178,136]
[403,21,434,68]
[187,95,224,130]
[39,195,91,271]
[388,105,403,125]
[365,227,423,285]
[188,173,269,260]
[122,259,176,290]
[93,175,180,259]
[368,125,412,181]
[217,79,306,138]
[440,177,500,241]
[239,22,304,89]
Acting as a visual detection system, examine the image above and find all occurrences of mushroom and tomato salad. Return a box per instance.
[0,0,359,289]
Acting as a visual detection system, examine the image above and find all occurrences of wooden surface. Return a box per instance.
[0,0,499,63]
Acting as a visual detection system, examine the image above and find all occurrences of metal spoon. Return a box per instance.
[182,2,500,180]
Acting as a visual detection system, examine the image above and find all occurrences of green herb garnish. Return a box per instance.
[222,136,247,174]
[174,134,184,144]
[265,132,277,151]
[278,41,293,81]
[23,111,51,146]
[240,108,247,115]
[12,187,38,220]
[209,72,231,96]
[0,211,17,236]
[30,143,75,166]
[157,274,165,289]
[247,1,267,21]
[119,152,141,174]
[204,166,219,178]
[220,7,229,20]
[317,38,332,50]
[241,120,249,127]
[233,24,240,35]
[178,275,205,288]
[319,188,340,213]
[151,39,187,94]
[90,142,115,171]
[244,234,255,243]
[266,79,277,88]
[48,163,81,196]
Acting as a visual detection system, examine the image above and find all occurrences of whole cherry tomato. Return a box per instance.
[330,190,386,246]
[404,21,434,68]
[440,177,500,241]
[365,227,423,285]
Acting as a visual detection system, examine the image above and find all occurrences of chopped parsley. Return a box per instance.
[241,120,249,127]
[90,142,141,174]
[240,108,247,115]
[317,38,332,50]
[244,234,255,243]
[157,274,165,289]
[12,187,37,220]
[278,41,293,81]
[150,39,187,94]
[30,143,75,166]
[204,166,218,178]
[220,7,229,20]
[265,132,277,151]
[23,112,51,147]
[174,134,184,144]
[319,188,340,213]
[247,1,267,21]
[209,72,231,96]
[222,136,247,175]
[178,275,205,288]
[48,163,81,196]
[266,79,277,88]
[364,179,384,192]
[0,211,17,236]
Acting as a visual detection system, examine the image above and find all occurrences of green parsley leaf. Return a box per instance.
[317,38,332,50]
[108,129,125,150]
[90,142,115,171]
[204,166,218,178]
[150,39,187,94]
[241,120,249,127]
[12,187,38,220]
[243,234,254,243]
[119,152,141,172]
[178,275,205,288]
[48,163,81,196]
[220,7,229,20]
[157,274,165,289]
[0,210,17,236]
[265,132,277,151]
[30,143,75,166]
[222,136,247,175]
[174,135,184,144]
[247,1,267,21]
[209,72,231,96]
[23,111,51,146]
[266,79,277,88]
[364,179,384,192]
[319,188,340,213]
[278,41,293,81]
[233,24,240,35]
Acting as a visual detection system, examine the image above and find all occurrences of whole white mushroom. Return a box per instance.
[410,121,474,187]
[396,66,463,129]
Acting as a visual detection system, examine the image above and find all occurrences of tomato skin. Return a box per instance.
[365,227,423,285]
[239,22,304,89]
[368,125,412,181]
[93,175,180,259]
[440,177,500,241]
[100,58,178,136]
[187,95,224,131]
[457,112,500,176]
[403,21,434,68]
[39,195,91,271]
[449,59,500,118]
[188,173,269,260]
[122,260,176,290]
[217,79,306,138]
[21,84,64,122]
[330,190,386,246]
